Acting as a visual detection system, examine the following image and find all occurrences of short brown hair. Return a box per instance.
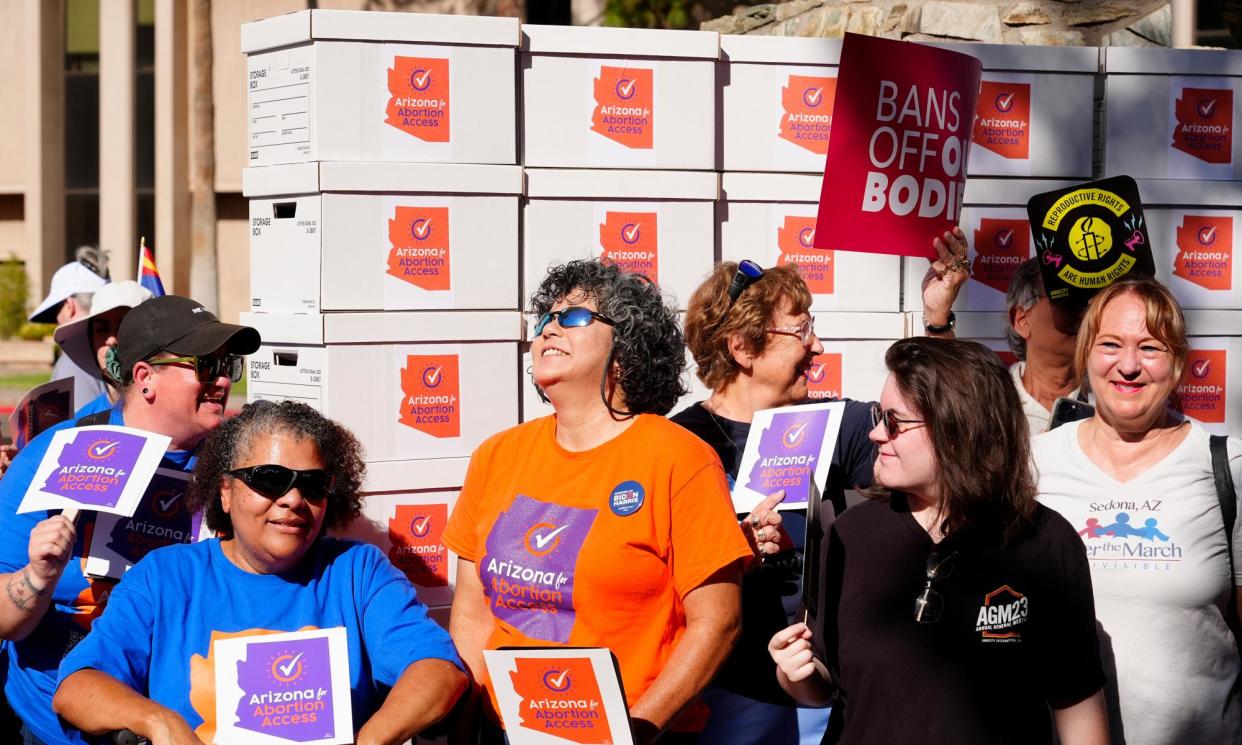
[685,262,812,390]
[1073,277,1189,386]
[885,337,1036,541]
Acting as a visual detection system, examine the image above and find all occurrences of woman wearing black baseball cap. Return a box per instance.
[0,295,259,745]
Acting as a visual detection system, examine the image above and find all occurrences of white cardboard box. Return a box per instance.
[1104,47,1242,180]
[1137,179,1242,310]
[806,312,904,404]
[930,43,1098,179]
[520,25,718,170]
[523,169,718,309]
[719,172,901,312]
[719,35,840,173]
[338,489,459,607]
[902,179,1078,313]
[244,162,522,314]
[1181,310,1242,437]
[244,311,521,462]
[242,9,518,166]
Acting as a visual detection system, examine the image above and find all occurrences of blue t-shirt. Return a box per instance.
[0,404,195,745]
[72,392,112,419]
[58,538,462,741]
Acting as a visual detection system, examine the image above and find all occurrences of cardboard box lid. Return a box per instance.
[363,457,470,492]
[324,311,524,343]
[962,178,1081,207]
[244,312,326,346]
[242,9,520,54]
[525,169,719,200]
[1185,310,1242,337]
[1135,179,1242,208]
[720,35,841,65]
[520,24,719,60]
[720,172,822,203]
[243,163,525,197]
[1105,46,1242,76]
[811,312,905,340]
[928,42,1098,74]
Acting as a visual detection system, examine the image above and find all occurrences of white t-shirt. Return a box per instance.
[1010,361,1085,436]
[1034,421,1242,745]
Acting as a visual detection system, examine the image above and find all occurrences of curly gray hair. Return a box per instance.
[1005,258,1044,361]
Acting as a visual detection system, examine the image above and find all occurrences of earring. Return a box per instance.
[142,388,149,395]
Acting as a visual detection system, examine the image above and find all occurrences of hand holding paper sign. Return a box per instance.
[768,623,832,708]
[921,227,971,334]
[742,490,795,558]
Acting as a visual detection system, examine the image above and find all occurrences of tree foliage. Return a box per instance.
[603,0,692,29]
[0,257,28,340]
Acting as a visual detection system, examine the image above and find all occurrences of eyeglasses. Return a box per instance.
[227,464,335,502]
[766,318,817,346]
[534,306,616,336]
[914,549,957,624]
[725,260,765,312]
[148,354,244,383]
[870,402,926,439]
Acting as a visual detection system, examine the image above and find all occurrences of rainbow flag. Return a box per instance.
[138,237,165,297]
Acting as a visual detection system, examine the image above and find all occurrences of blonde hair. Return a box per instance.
[1074,277,1189,387]
[684,263,812,390]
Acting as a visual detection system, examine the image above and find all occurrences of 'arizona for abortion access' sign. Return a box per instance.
[815,34,982,260]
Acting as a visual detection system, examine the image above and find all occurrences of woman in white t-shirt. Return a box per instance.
[1034,277,1242,745]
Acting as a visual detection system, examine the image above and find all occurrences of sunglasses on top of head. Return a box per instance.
[534,307,616,336]
[148,354,245,383]
[228,464,335,502]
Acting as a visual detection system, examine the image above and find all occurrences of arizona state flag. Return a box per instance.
[137,238,165,297]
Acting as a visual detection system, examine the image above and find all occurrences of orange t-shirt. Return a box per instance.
[443,414,751,730]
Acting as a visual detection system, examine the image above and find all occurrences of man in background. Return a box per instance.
[28,246,110,408]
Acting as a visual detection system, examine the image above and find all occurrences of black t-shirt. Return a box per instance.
[669,398,877,704]
[816,495,1106,745]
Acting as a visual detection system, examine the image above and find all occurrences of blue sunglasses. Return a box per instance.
[534,306,617,336]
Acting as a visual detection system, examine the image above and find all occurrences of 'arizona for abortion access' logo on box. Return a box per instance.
[972,218,1029,294]
[804,353,843,400]
[388,503,449,587]
[599,211,658,280]
[777,215,833,294]
[386,56,451,143]
[1175,215,1233,292]
[399,354,460,438]
[973,81,1030,161]
[1179,349,1227,423]
[388,206,451,292]
[1173,87,1232,165]
[591,66,653,149]
[779,74,835,155]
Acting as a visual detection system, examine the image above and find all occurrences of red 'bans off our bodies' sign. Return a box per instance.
[815,34,982,260]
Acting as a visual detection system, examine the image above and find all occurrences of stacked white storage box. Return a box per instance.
[241,9,525,619]
[1104,49,1242,434]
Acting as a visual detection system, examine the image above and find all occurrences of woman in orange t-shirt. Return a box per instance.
[444,259,751,745]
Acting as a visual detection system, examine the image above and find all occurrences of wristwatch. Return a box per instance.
[923,310,956,334]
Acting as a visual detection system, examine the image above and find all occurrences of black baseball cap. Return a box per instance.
[117,295,261,380]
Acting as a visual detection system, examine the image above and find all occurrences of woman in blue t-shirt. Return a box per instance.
[53,400,466,745]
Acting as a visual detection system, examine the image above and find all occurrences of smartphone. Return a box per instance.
[1048,397,1095,431]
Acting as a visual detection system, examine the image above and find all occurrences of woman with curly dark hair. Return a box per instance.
[444,259,751,745]
[52,400,467,745]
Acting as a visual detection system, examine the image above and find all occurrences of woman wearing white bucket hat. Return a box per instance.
[51,281,154,418]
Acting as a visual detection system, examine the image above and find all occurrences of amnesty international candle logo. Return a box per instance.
[972,218,1029,294]
[745,409,830,505]
[388,503,449,587]
[598,211,658,279]
[1173,87,1232,164]
[1179,349,1227,423]
[40,430,145,508]
[591,66,653,149]
[479,495,598,643]
[386,57,451,143]
[779,75,835,155]
[1175,215,1233,292]
[234,636,335,742]
[105,472,199,564]
[1028,176,1155,304]
[777,215,833,294]
[399,354,460,438]
[973,82,1030,160]
[511,657,610,744]
[804,354,842,400]
[387,206,451,291]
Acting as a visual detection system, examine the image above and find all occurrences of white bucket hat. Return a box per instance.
[29,261,110,324]
[53,280,153,375]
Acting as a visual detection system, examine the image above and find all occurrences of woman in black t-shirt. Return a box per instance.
[768,338,1108,745]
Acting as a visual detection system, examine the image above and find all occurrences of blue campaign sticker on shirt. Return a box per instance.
[609,480,646,517]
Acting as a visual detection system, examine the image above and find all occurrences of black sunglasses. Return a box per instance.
[869,403,926,439]
[725,259,765,311]
[228,465,335,502]
[913,549,957,624]
[534,306,616,336]
[149,354,245,383]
